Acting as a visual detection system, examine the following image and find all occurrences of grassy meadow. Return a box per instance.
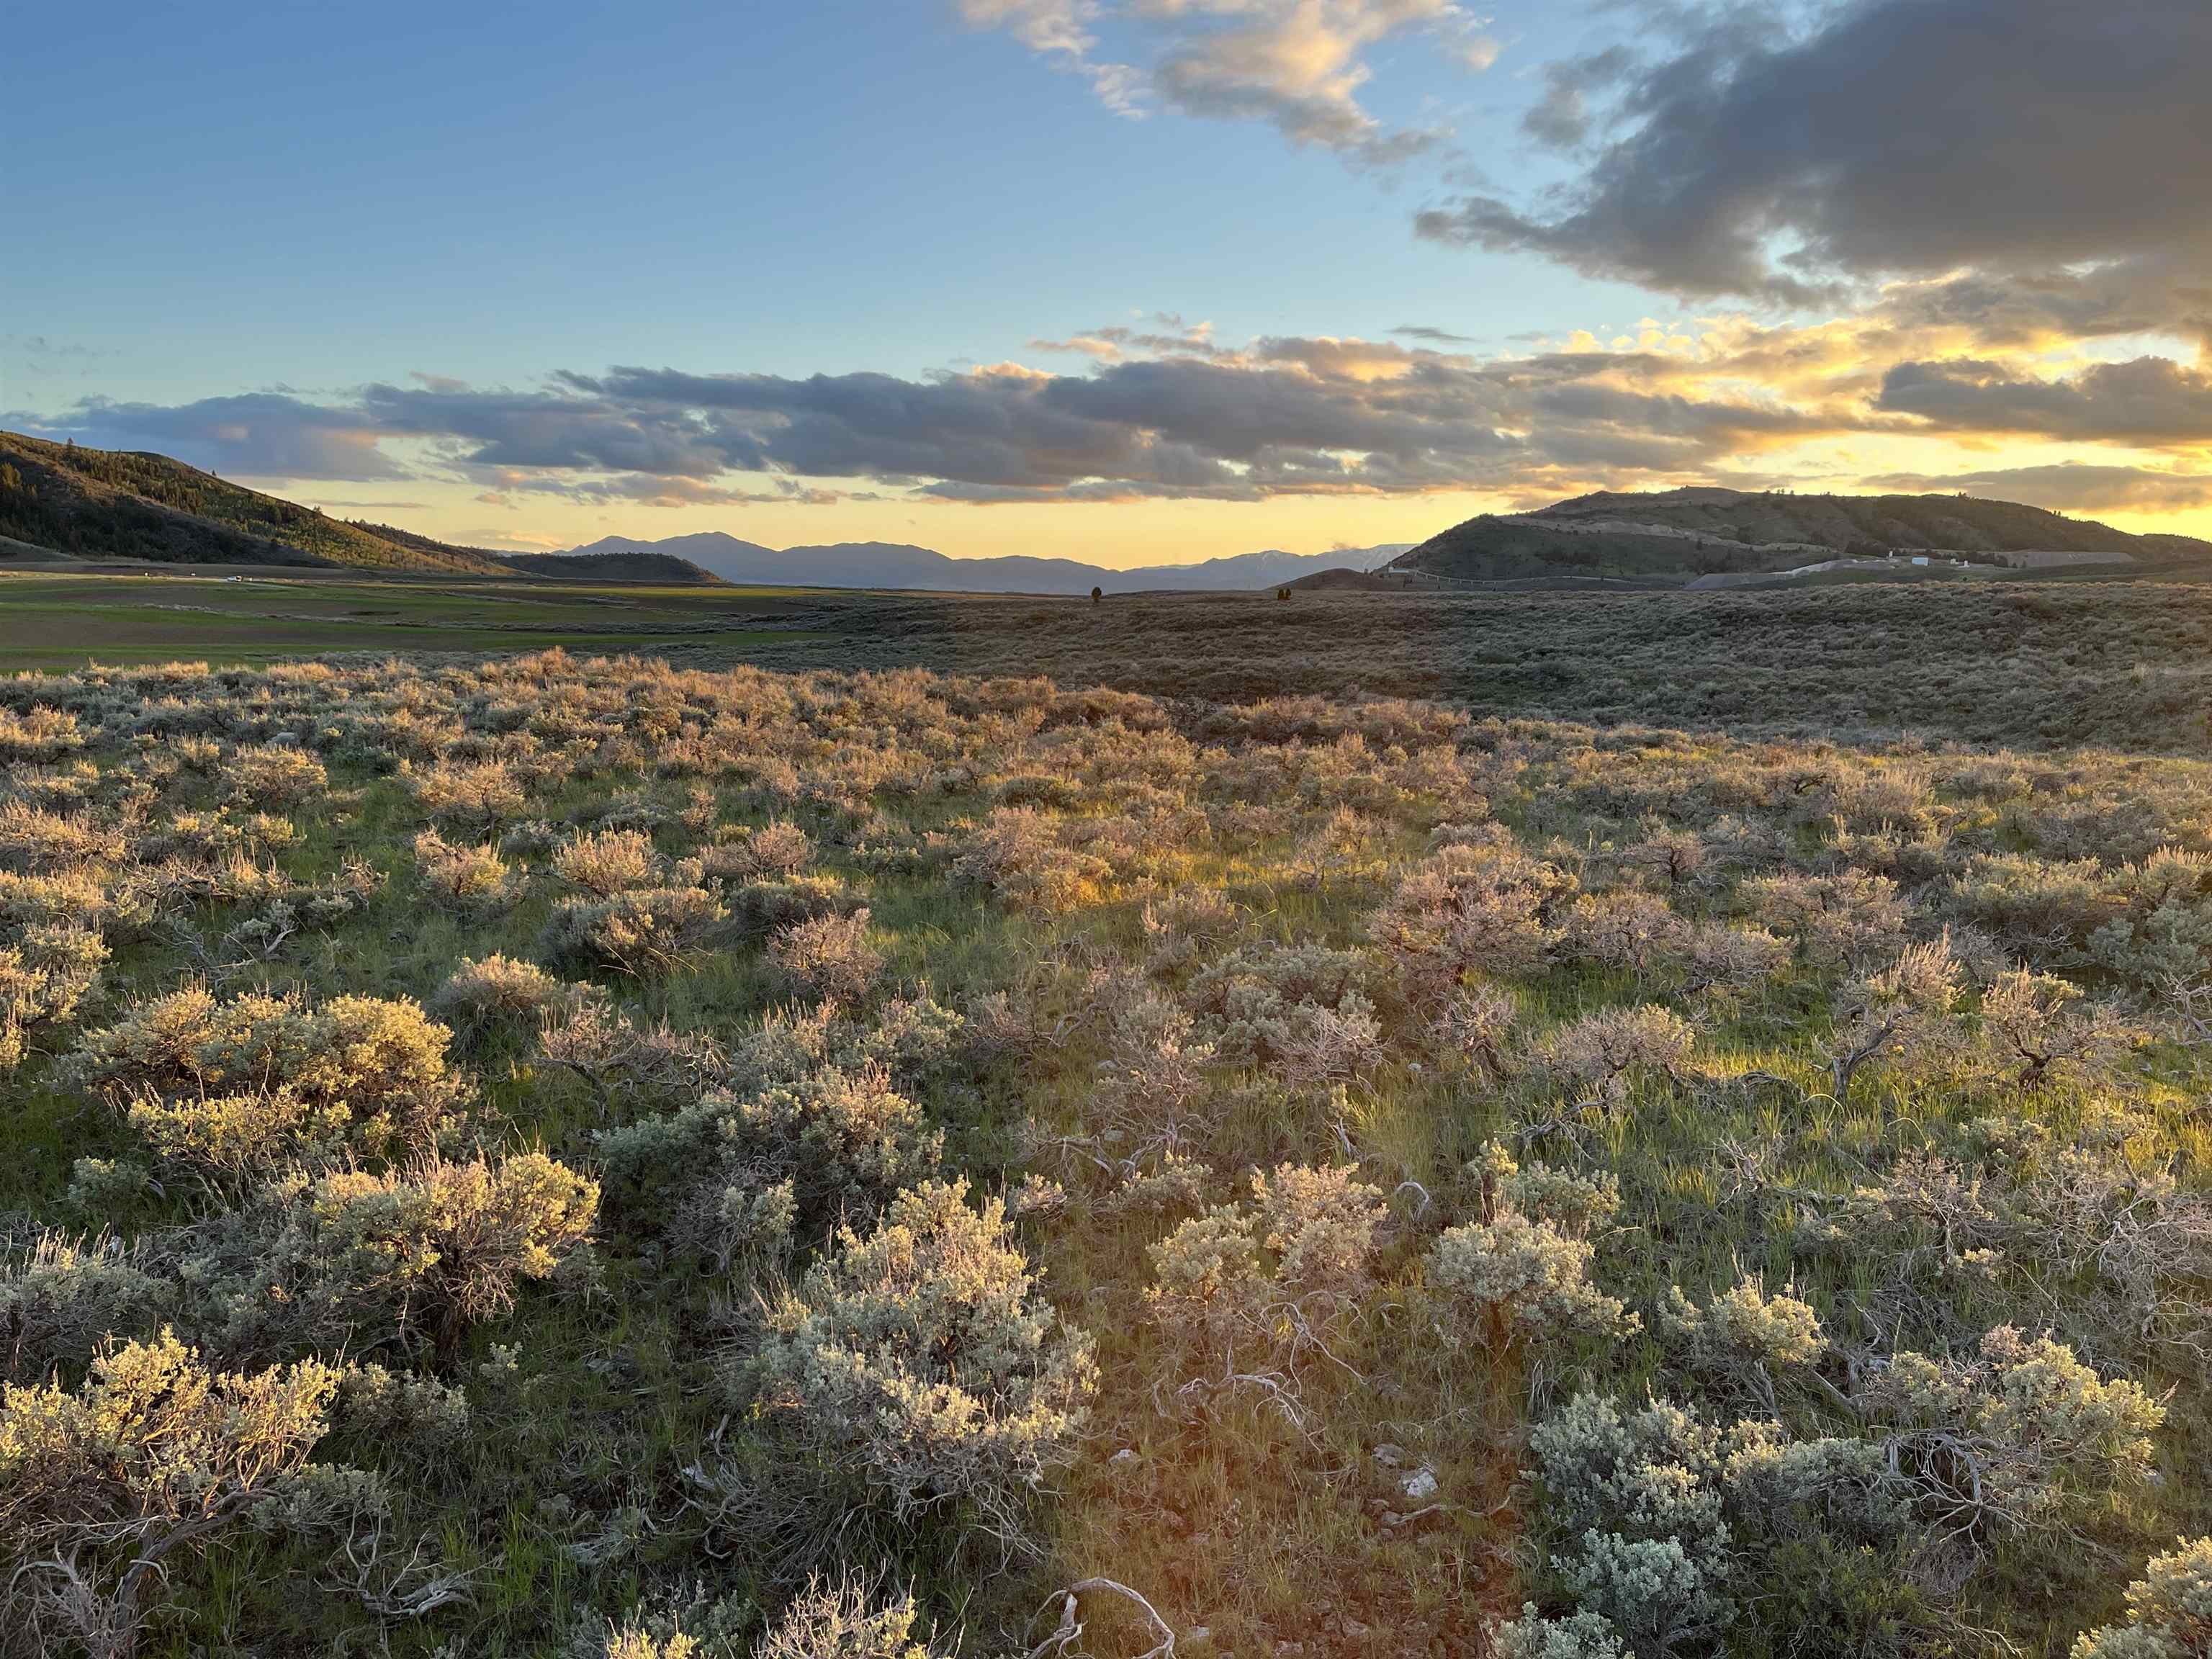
[14,567,2212,753]
[0,593,2210,1657]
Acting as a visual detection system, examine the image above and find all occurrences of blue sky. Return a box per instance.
[12,1,2212,562]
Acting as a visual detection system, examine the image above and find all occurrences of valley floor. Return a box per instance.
[14,569,2212,755]
[0,606,2209,1658]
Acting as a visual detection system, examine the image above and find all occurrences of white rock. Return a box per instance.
[1401,1467,1439,1501]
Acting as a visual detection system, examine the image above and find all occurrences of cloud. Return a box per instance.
[1518,45,1633,149]
[1391,324,1478,345]
[1877,356,2212,446]
[1863,463,2212,515]
[1416,0,2212,332]
[18,393,407,482]
[958,0,1148,114]
[4,335,114,371]
[962,0,1480,166]
[1452,31,1500,72]
[20,325,1855,506]
[1027,313,1220,360]
[485,469,847,508]
[24,295,2212,517]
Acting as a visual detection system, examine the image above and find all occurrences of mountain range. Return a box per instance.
[557,532,1410,593]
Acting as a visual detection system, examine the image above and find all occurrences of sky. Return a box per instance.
[9,0,2212,565]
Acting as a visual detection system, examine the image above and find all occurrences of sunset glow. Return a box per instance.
[14,1,2211,563]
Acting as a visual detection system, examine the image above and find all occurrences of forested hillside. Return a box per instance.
[0,432,508,573]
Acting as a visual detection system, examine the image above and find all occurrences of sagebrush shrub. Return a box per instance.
[1859,1325,2162,1551]
[0,799,125,873]
[429,954,589,1049]
[0,706,84,764]
[1661,1274,1822,1412]
[953,806,1110,912]
[1827,935,1963,1097]
[1739,869,1909,968]
[553,829,662,897]
[0,1231,163,1382]
[179,1152,598,1360]
[413,830,524,916]
[218,742,328,809]
[702,819,813,881]
[1376,840,1575,1004]
[409,760,527,828]
[1977,967,2138,1090]
[71,987,470,1181]
[543,886,727,978]
[755,1575,949,1659]
[2071,1536,2212,1659]
[600,1061,941,1262]
[1146,1164,1388,1424]
[752,1179,1094,1549]
[0,1331,343,1654]
[729,873,862,936]
[768,909,882,1006]
[1534,1004,1696,1105]
[539,997,725,1108]
[1431,1207,1637,1344]
[0,922,107,1071]
[1557,889,1689,980]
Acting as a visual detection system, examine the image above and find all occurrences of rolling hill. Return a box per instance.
[1392,487,2212,584]
[562,531,1411,593]
[0,432,510,574]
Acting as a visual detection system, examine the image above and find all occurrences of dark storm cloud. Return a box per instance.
[1519,45,1635,149]
[359,382,757,477]
[1877,357,2212,446]
[1416,0,2212,328]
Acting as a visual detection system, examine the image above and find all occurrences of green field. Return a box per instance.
[0,572,817,668]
